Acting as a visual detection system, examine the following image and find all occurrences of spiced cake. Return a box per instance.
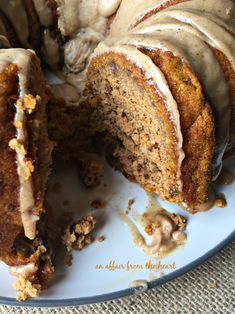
[0,0,114,300]
[0,0,234,301]
[0,47,54,300]
[86,0,235,209]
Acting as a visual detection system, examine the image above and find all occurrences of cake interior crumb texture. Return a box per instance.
[0,0,234,301]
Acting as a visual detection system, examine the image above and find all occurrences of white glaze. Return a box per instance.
[55,0,109,93]
[42,29,60,70]
[33,0,53,27]
[116,196,186,258]
[93,0,235,181]
[98,0,122,17]
[56,0,80,36]
[64,28,103,73]
[9,263,37,278]
[0,0,30,47]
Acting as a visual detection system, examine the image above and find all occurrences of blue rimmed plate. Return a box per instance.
[0,160,234,307]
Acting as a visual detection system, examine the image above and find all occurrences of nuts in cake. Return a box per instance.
[62,215,96,251]
[17,94,41,114]
[8,139,26,155]
[169,213,187,231]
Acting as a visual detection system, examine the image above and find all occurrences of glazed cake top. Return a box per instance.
[93,0,235,183]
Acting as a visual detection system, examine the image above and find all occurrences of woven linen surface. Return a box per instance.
[0,240,234,314]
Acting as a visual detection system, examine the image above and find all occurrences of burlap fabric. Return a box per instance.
[0,240,234,314]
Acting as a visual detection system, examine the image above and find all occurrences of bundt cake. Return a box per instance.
[86,0,235,210]
[0,44,54,300]
[0,0,116,301]
[0,0,234,301]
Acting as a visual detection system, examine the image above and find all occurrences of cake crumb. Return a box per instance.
[91,199,106,209]
[145,222,160,236]
[169,213,187,231]
[65,254,73,267]
[214,194,227,208]
[127,199,135,211]
[18,94,40,114]
[62,215,96,251]
[13,276,41,301]
[96,235,105,242]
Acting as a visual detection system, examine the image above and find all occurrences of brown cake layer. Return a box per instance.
[0,64,21,258]
[0,52,53,259]
[0,50,54,300]
[47,97,93,161]
[86,51,215,208]
[131,0,235,158]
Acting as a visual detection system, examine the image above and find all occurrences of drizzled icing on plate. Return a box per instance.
[116,195,187,259]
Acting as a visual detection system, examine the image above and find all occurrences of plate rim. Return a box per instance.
[0,230,234,308]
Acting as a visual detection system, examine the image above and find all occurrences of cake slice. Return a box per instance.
[0,48,54,300]
[86,0,235,211]
[86,46,215,210]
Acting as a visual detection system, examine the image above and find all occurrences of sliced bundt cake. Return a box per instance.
[0,0,234,301]
[86,0,235,210]
[0,47,54,300]
[0,0,118,301]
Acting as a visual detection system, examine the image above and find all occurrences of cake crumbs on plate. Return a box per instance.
[214,194,227,208]
[62,215,96,251]
[65,254,73,267]
[13,276,41,302]
[91,199,106,209]
[169,213,187,231]
[96,235,105,242]
[128,199,135,207]
[128,199,135,210]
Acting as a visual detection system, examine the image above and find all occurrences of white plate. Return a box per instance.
[0,159,234,307]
